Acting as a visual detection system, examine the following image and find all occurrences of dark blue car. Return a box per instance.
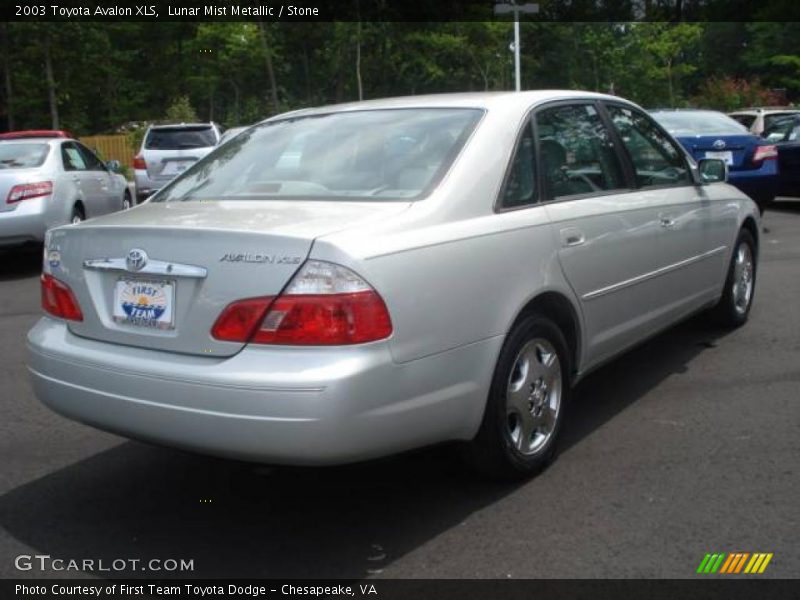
[651,109,779,212]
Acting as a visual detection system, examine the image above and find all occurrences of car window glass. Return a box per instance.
[500,123,537,208]
[607,105,692,188]
[791,126,800,141]
[764,113,799,131]
[145,127,217,150]
[0,143,49,169]
[76,143,105,171]
[730,114,756,129]
[62,143,87,171]
[535,103,625,199]
[763,118,795,143]
[154,108,483,202]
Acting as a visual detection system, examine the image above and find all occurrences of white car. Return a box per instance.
[0,130,130,248]
[133,123,221,203]
[729,107,800,136]
[28,92,759,478]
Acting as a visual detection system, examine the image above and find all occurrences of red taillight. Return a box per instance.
[211,261,393,345]
[7,181,53,204]
[132,155,147,170]
[753,144,778,163]
[41,274,83,321]
[211,297,274,343]
[253,291,393,345]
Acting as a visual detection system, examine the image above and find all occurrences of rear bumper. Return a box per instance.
[26,318,498,465]
[0,199,48,246]
[133,170,168,200]
[729,161,779,201]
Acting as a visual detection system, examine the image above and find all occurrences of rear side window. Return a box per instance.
[500,123,537,208]
[730,114,756,129]
[535,103,625,199]
[145,127,217,150]
[763,118,796,143]
[764,113,800,132]
[0,143,49,169]
[606,105,692,188]
[61,143,87,171]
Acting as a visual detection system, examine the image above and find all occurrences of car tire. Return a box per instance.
[122,191,132,211]
[711,228,757,328]
[70,205,85,225]
[465,314,571,480]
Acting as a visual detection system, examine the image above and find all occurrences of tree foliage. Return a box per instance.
[0,21,796,135]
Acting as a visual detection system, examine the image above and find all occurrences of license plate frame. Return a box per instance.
[112,277,176,330]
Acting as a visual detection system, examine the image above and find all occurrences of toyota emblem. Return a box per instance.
[713,139,726,150]
[126,248,148,272]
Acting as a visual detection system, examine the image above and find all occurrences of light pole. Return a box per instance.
[494,2,539,92]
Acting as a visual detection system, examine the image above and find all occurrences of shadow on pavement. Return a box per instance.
[0,313,731,578]
[770,197,800,214]
[0,245,42,282]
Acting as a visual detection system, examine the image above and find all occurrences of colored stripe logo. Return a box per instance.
[696,552,773,574]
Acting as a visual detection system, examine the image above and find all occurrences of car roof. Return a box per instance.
[730,107,800,115]
[0,129,74,140]
[261,90,637,121]
[148,123,216,130]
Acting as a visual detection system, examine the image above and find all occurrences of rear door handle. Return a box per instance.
[659,215,676,228]
[560,227,585,247]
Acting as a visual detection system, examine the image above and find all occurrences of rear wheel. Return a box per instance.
[466,314,571,480]
[711,229,756,327]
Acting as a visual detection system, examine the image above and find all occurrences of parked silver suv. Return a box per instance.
[133,123,221,202]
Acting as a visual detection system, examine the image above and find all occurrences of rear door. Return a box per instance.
[60,142,100,216]
[76,142,119,214]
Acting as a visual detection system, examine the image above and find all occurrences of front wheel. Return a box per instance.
[711,229,757,327]
[122,191,132,211]
[465,314,571,480]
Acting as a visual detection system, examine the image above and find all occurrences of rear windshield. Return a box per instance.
[154,108,483,202]
[144,126,217,150]
[0,143,49,169]
[651,111,748,136]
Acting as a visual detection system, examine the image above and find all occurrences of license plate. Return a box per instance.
[162,161,191,176]
[705,150,733,165]
[113,278,175,329]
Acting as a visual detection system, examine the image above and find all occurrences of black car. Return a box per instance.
[763,114,800,197]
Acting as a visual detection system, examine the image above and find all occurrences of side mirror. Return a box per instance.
[697,158,728,184]
[105,160,121,173]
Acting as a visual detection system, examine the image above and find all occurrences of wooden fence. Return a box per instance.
[79,134,135,171]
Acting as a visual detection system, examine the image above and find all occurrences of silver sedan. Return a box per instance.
[27,92,759,478]
[0,133,130,247]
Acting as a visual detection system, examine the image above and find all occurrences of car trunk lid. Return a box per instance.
[679,134,758,170]
[47,200,410,357]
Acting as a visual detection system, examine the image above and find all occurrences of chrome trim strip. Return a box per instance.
[83,257,207,279]
[582,245,728,301]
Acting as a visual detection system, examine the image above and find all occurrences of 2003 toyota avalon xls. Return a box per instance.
[27,91,759,478]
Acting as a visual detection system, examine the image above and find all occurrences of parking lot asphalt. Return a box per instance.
[1,201,799,580]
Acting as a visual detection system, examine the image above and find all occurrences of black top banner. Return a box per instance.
[4,0,800,22]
